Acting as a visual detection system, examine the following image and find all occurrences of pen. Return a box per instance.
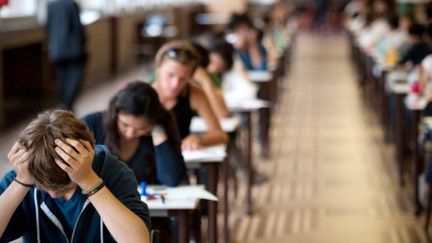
[160,194,166,204]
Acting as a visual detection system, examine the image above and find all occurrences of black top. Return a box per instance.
[172,86,196,139]
[398,42,431,66]
[82,112,187,186]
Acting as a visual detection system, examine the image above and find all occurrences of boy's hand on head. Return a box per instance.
[54,139,99,191]
[7,142,35,185]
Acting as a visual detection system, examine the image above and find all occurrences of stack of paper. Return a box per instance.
[182,145,227,162]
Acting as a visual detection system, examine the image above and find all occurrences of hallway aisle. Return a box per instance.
[229,33,427,243]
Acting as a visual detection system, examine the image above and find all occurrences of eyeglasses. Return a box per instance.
[165,48,198,62]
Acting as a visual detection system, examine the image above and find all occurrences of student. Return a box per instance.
[82,81,187,186]
[398,23,431,68]
[207,38,235,83]
[374,14,407,66]
[191,42,229,118]
[47,0,87,111]
[227,13,268,71]
[0,110,150,243]
[152,40,228,150]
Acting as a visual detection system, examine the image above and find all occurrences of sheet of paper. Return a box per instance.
[190,116,241,133]
[147,185,218,201]
[182,145,227,162]
[248,71,272,83]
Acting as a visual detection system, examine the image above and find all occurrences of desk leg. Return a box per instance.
[412,110,422,214]
[222,157,229,243]
[245,112,253,215]
[257,83,272,158]
[205,163,218,243]
[193,209,202,243]
[395,94,406,186]
[380,72,390,141]
[170,210,189,243]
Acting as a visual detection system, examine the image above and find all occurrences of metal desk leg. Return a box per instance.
[412,110,422,214]
[395,94,406,186]
[205,163,219,243]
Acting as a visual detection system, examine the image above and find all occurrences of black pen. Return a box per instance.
[160,194,166,204]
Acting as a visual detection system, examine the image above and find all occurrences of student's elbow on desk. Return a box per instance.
[220,131,229,144]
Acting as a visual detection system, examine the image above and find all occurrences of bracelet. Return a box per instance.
[82,179,104,197]
[151,126,165,137]
[14,178,33,188]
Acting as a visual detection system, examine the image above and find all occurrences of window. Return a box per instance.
[0,0,37,18]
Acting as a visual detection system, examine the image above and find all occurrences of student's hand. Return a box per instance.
[54,139,99,191]
[181,135,203,150]
[7,142,34,185]
[193,67,212,88]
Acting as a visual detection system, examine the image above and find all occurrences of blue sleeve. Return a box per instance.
[0,171,28,242]
[96,148,151,232]
[154,140,187,186]
[256,43,268,71]
[81,112,106,144]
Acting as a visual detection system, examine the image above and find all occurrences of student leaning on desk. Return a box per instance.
[0,110,150,243]
[152,40,228,150]
[191,42,229,119]
[82,81,188,187]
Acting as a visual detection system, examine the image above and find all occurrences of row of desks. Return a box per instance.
[141,38,293,242]
[141,86,274,243]
[350,34,430,215]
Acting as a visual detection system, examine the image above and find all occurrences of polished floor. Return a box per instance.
[0,32,429,243]
[225,33,428,243]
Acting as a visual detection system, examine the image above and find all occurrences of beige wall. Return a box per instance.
[115,11,148,72]
[84,17,112,87]
[206,0,247,14]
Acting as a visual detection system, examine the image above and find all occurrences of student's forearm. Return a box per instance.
[0,182,29,237]
[201,85,229,118]
[88,186,150,243]
[200,131,228,146]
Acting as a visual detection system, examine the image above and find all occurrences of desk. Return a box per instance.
[226,98,270,215]
[248,71,272,83]
[183,145,228,243]
[405,96,427,213]
[142,188,200,243]
[189,117,240,242]
[248,71,274,154]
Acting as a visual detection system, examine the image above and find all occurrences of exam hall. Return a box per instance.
[1,0,432,242]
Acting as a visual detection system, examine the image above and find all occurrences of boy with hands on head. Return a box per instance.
[0,109,150,243]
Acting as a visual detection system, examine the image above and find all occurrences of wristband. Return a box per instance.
[82,179,104,197]
[14,178,33,188]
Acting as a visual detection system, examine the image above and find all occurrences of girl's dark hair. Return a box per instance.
[208,39,234,71]
[409,23,425,38]
[386,14,399,30]
[191,42,210,68]
[103,81,181,155]
[227,13,253,31]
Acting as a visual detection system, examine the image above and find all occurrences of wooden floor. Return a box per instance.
[223,32,428,243]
